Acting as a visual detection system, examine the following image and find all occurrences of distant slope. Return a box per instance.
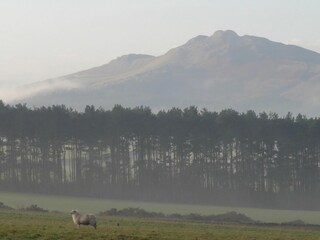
[12,30,320,116]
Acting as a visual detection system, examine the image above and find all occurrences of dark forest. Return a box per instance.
[1,101,320,210]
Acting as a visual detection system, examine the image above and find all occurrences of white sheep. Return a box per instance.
[70,210,97,229]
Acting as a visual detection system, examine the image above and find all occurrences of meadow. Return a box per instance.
[1,208,320,240]
[1,191,320,225]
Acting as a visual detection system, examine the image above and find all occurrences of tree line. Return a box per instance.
[0,101,320,210]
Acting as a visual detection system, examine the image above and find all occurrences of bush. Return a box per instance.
[167,213,182,219]
[99,207,255,224]
[211,211,254,223]
[0,202,13,210]
[282,219,305,226]
[99,208,165,218]
[22,204,48,212]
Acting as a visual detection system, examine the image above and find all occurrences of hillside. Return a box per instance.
[12,30,320,115]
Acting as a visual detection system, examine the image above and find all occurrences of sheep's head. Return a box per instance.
[70,210,79,215]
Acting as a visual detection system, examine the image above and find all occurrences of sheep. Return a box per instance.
[70,210,97,229]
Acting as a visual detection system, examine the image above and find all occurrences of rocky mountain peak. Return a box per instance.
[211,30,239,39]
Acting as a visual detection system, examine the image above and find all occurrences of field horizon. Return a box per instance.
[1,191,320,225]
[0,208,320,240]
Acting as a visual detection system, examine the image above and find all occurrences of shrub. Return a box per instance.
[22,204,48,212]
[282,219,305,226]
[167,213,182,219]
[211,211,254,223]
[99,208,255,223]
[0,202,13,210]
[99,208,164,218]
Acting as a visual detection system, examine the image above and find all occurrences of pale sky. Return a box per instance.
[1,0,320,92]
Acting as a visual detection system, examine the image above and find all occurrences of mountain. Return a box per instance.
[11,30,320,116]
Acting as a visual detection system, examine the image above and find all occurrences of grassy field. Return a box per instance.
[1,191,320,224]
[1,209,320,240]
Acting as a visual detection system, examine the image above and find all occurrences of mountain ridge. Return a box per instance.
[10,30,320,116]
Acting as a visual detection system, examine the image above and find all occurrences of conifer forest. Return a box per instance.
[1,101,320,210]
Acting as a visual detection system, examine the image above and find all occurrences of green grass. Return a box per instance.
[0,209,320,240]
[1,191,320,224]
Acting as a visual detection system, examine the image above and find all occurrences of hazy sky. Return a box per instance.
[1,0,320,91]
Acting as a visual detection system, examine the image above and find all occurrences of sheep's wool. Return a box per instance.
[72,214,78,225]
[71,210,97,229]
